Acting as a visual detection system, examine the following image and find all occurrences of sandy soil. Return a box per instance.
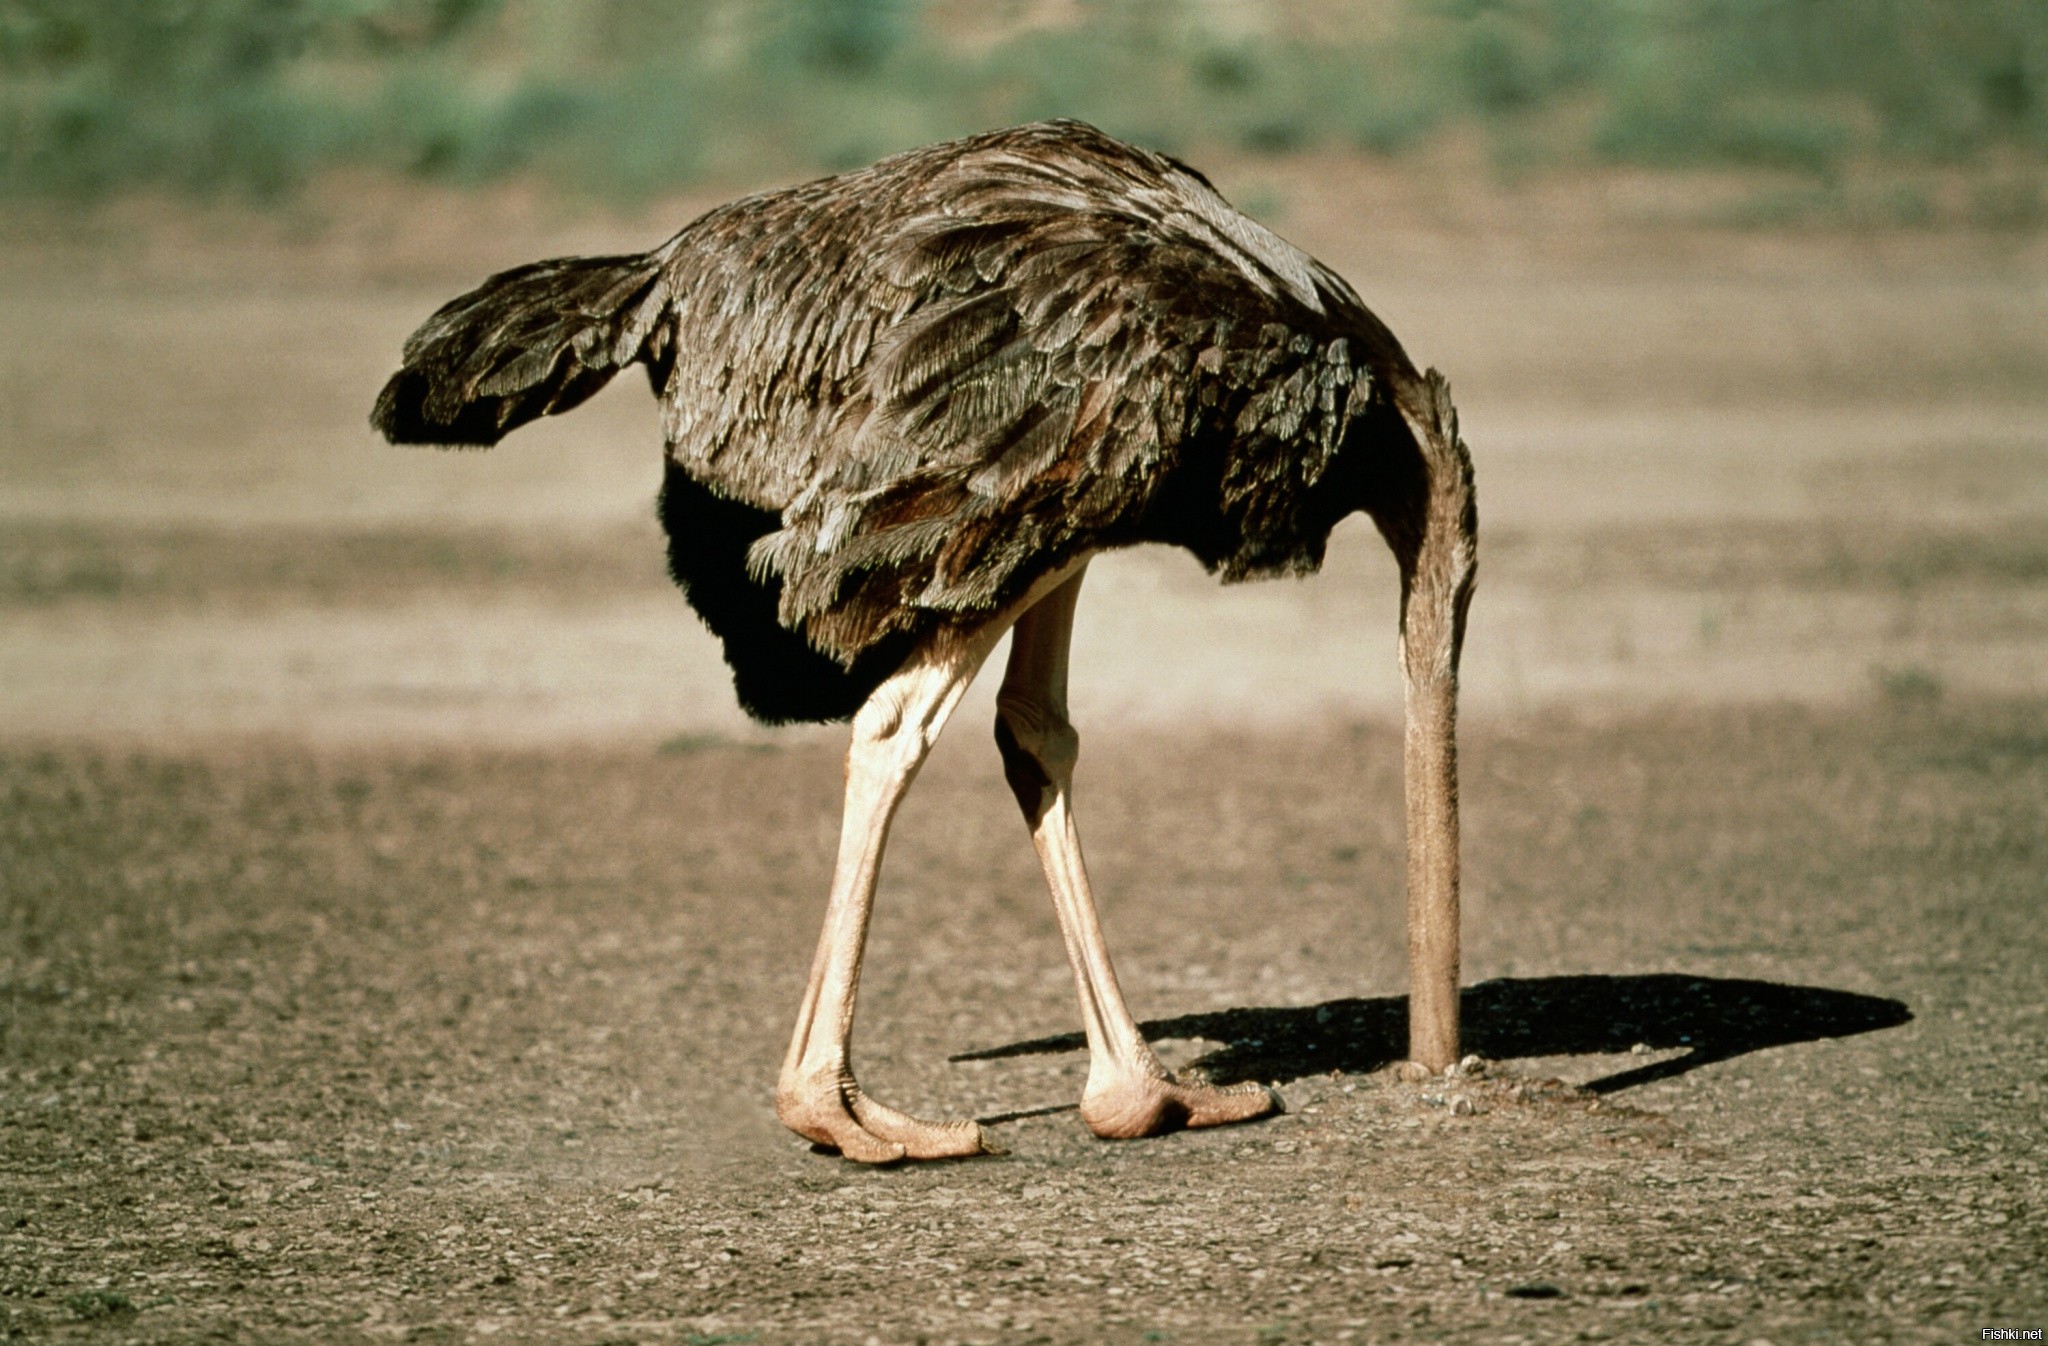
[2,173,2045,1343]
[3,710,2044,1344]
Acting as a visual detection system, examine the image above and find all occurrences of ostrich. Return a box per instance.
[373,120,1476,1164]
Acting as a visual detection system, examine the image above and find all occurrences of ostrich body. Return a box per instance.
[374,120,1476,1163]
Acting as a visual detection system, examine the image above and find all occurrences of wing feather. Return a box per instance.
[652,119,1404,662]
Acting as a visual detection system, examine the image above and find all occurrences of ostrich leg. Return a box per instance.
[775,627,1006,1164]
[994,568,1279,1138]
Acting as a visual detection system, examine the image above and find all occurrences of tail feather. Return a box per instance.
[371,252,672,447]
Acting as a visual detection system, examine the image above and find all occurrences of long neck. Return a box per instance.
[1393,371,1477,1073]
[1401,564,1466,1071]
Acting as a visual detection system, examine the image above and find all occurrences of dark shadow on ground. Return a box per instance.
[953,974,1912,1095]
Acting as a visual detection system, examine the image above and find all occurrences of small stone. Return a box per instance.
[1457,1054,1487,1077]
[1449,1096,1476,1116]
[1631,1042,1653,1056]
[1396,1061,1433,1083]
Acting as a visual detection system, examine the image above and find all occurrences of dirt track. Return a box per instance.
[2,180,2046,1342]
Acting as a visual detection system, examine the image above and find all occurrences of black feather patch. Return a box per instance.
[372,369,507,446]
[658,461,917,725]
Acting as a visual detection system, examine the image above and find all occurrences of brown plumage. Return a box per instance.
[374,120,1478,1162]
[378,121,1434,692]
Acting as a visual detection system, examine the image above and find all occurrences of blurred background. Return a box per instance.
[7,0,2047,215]
[3,0,2045,741]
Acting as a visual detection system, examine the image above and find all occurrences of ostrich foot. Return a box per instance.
[1080,1071,1282,1140]
[776,1069,998,1164]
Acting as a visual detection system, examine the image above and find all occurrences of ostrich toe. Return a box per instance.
[776,1070,997,1164]
[1079,1072,1282,1140]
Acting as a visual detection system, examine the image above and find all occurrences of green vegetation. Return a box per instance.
[3,0,2044,202]
[63,1288,135,1320]
[1874,663,1947,707]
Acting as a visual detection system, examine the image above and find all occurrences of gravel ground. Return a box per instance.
[4,704,2043,1343]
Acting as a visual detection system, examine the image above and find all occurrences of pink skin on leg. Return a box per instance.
[773,630,1001,1163]
[994,567,1278,1138]
[773,559,1091,1163]
[773,555,1277,1163]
